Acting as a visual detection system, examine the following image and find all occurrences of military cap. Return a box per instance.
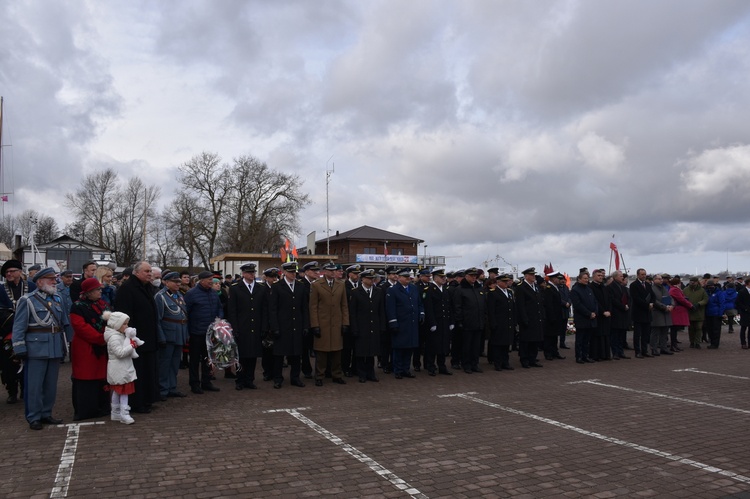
[431,268,446,277]
[454,270,465,278]
[322,262,337,271]
[281,261,298,272]
[359,269,375,279]
[465,267,480,276]
[240,263,257,273]
[499,273,514,281]
[28,263,42,272]
[60,269,74,277]
[335,264,344,271]
[547,271,564,279]
[385,266,398,275]
[32,267,56,283]
[487,267,499,275]
[163,271,180,282]
[418,268,431,276]
[346,264,361,274]
[263,267,279,277]
[445,271,455,278]
[302,261,319,272]
[1,259,22,277]
[197,270,214,280]
[376,269,386,277]
[397,268,412,277]
[521,267,536,275]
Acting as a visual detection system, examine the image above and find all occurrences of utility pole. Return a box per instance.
[325,155,334,257]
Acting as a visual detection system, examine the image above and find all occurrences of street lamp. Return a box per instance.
[423,244,428,268]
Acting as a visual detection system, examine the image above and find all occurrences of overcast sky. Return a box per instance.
[2,0,750,276]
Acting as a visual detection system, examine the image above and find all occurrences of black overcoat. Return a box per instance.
[269,278,309,356]
[515,280,545,342]
[114,277,159,352]
[487,287,516,346]
[227,280,269,359]
[349,285,385,357]
[425,282,453,355]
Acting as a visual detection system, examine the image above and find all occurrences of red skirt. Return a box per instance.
[110,382,135,395]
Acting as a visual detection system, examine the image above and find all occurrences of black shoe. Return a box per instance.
[303,373,313,379]
[576,359,585,364]
[695,344,702,349]
[618,355,631,359]
[291,379,305,387]
[201,384,220,392]
[707,345,719,349]
[160,394,168,402]
[359,377,367,383]
[263,375,272,382]
[224,371,237,379]
[553,354,566,360]
[544,355,554,361]
[344,371,354,378]
[403,372,416,378]
[635,354,644,359]
[235,384,244,391]
[395,373,403,379]
[367,376,380,382]
[168,391,188,398]
[438,368,453,375]
[428,370,436,376]
[464,369,473,374]
[584,358,595,363]
[660,350,674,355]
[6,394,18,404]
[40,416,63,425]
[651,351,661,356]
[413,366,421,372]
[495,366,504,371]
[560,345,570,349]
[382,368,392,374]
[642,353,653,358]
[273,382,282,389]
[243,382,258,389]
[521,364,530,369]
[529,363,543,368]
[332,377,347,384]
[502,365,514,371]
[315,379,323,386]
[29,420,43,431]
[191,386,204,394]
[471,367,483,373]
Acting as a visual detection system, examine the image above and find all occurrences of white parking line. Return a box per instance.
[50,422,105,498]
[439,392,750,485]
[568,378,750,415]
[266,408,428,499]
[673,367,750,380]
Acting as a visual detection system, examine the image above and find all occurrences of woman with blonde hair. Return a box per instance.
[95,266,117,305]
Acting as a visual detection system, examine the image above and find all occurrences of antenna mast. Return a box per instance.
[325,155,334,256]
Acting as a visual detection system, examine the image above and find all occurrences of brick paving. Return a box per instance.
[3,326,750,498]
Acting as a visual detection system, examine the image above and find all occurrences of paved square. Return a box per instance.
[3,327,750,498]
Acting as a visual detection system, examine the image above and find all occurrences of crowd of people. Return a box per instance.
[2,258,747,431]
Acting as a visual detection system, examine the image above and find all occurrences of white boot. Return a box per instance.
[111,404,121,422]
[120,405,135,425]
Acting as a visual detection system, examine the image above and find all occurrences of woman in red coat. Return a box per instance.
[70,278,111,420]
[669,277,693,352]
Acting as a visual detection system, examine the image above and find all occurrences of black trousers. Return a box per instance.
[462,329,481,370]
[493,345,511,368]
[273,355,300,384]
[632,321,650,355]
[341,331,354,374]
[518,340,539,366]
[301,334,314,376]
[72,378,109,420]
[188,335,212,387]
[379,330,392,371]
[356,356,376,380]
[237,357,257,386]
[451,327,463,368]
[132,350,159,409]
[543,335,560,358]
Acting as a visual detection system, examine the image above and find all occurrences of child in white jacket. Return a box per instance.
[103,311,140,424]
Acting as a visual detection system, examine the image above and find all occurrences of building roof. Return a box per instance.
[25,234,114,253]
[316,225,423,244]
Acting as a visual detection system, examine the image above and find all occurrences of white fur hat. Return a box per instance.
[103,311,129,331]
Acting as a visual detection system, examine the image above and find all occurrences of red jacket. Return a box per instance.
[70,299,109,380]
[669,286,693,327]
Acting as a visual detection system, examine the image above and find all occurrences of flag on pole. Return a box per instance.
[0,196,7,202]
[383,242,388,256]
[610,242,620,270]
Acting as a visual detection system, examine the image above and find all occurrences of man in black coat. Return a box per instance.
[298,261,320,379]
[736,276,750,348]
[452,267,486,374]
[377,266,398,374]
[268,262,309,389]
[629,268,654,358]
[589,269,612,361]
[227,263,268,391]
[423,269,453,376]
[342,264,361,377]
[487,274,517,370]
[515,267,545,368]
[542,272,566,361]
[114,261,160,413]
[607,271,631,359]
[348,270,385,382]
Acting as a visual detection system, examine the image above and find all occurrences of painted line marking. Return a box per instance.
[673,368,750,380]
[265,408,428,498]
[567,379,750,415]
[439,392,750,485]
[49,421,105,498]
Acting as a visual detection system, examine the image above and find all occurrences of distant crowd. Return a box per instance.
[3,258,747,430]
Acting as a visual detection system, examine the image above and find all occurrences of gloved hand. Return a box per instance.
[342,325,350,336]
[430,326,437,332]
[311,327,321,338]
[271,330,280,339]
[302,328,309,338]
[13,351,27,361]
[449,324,455,331]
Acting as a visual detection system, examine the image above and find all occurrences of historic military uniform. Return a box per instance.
[155,272,189,398]
[12,268,68,429]
[1,259,29,404]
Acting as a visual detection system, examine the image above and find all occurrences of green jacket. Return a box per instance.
[683,285,708,321]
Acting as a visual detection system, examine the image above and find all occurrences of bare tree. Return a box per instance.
[14,209,59,245]
[65,169,119,248]
[177,152,230,266]
[112,177,160,265]
[165,192,210,269]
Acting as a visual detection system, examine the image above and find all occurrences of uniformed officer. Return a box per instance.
[310,262,348,386]
[423,269,453,375]
[155,271,189,399]
[12,268,68,430]
[348,269,385,382]
[269,262,309,388]
[452,267,486,373]
[342,264,361,377]
[515,267,545,368]
[385,268,423,379]
[299,261,320,379]
[1,259,30,403]
[259,267,279,381]
[227,263,268,390]
[413,268,431,372]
